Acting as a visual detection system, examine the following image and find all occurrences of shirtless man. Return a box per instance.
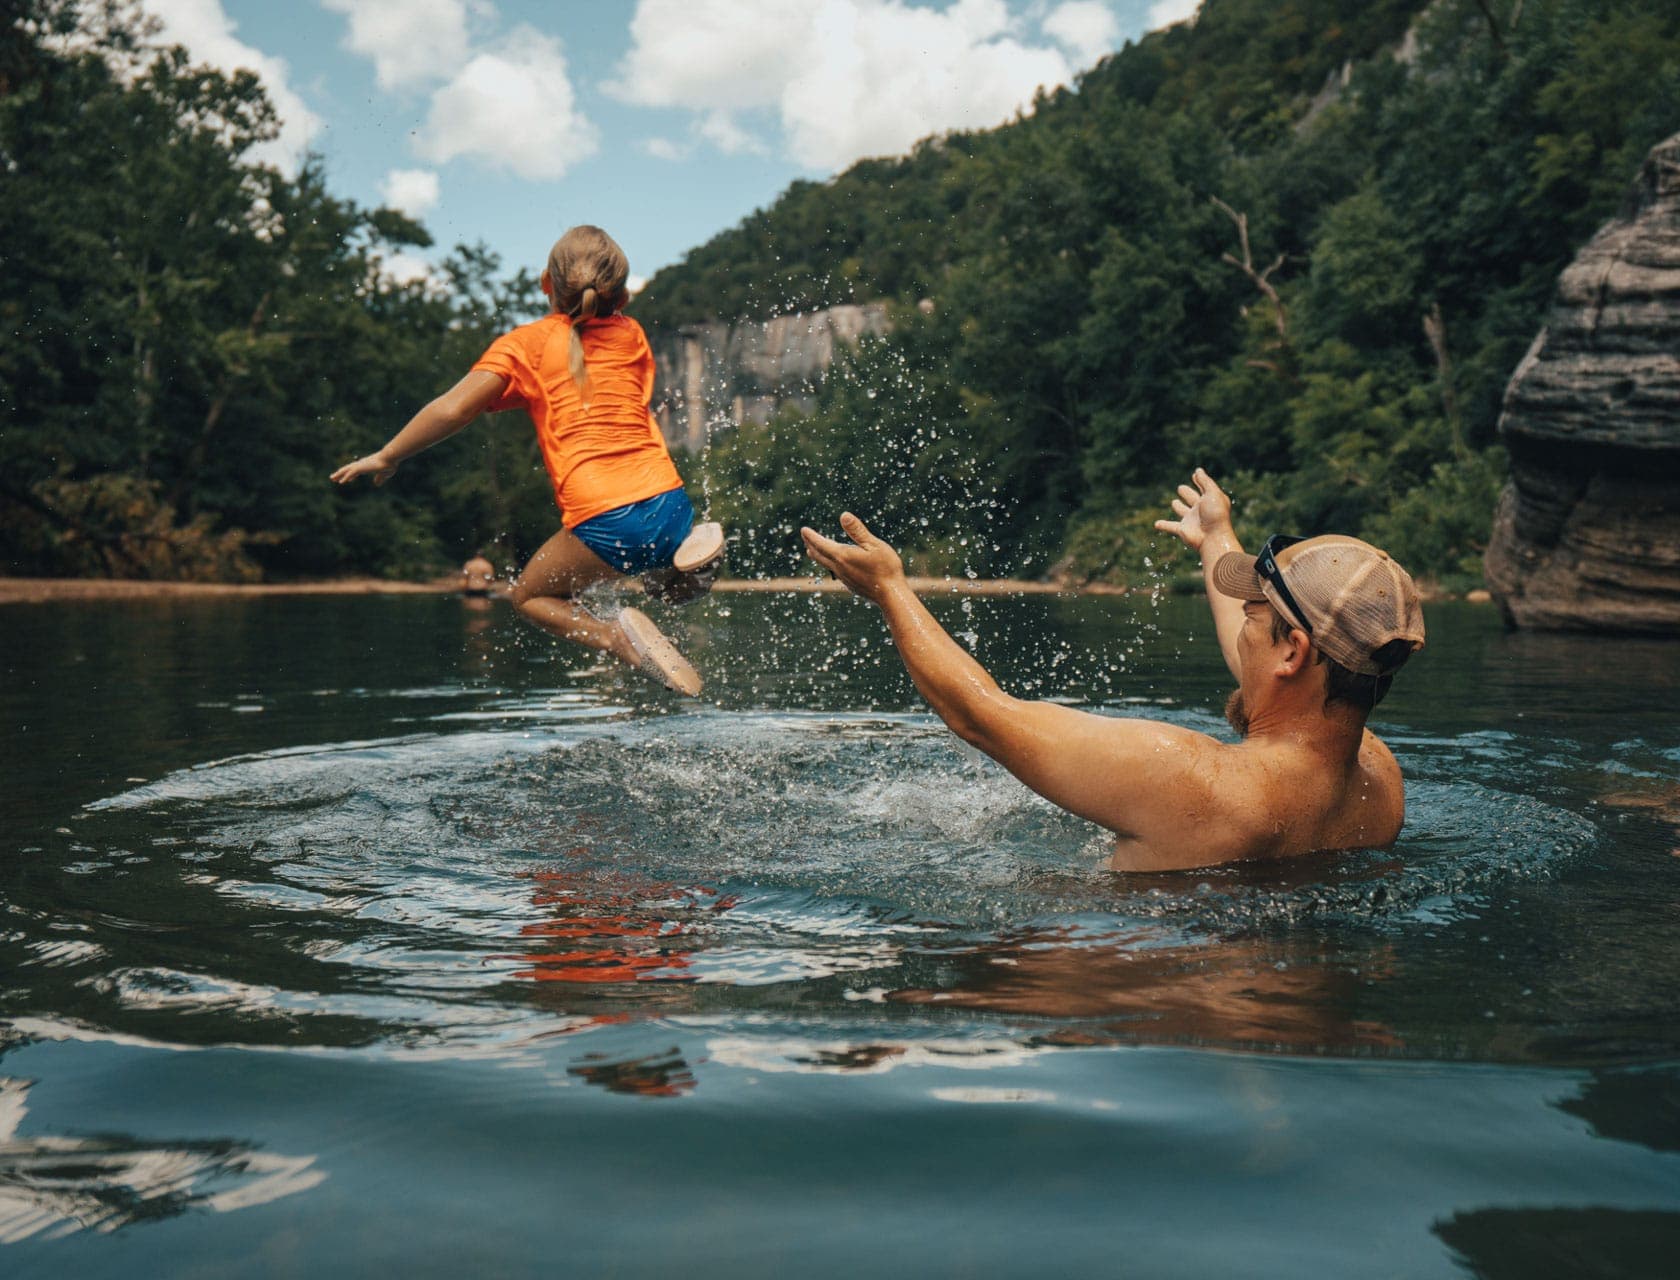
[800,469,1425,872]
[460,552,497,597]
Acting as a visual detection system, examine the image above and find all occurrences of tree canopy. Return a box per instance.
[0,0,552,579]
[4,0,1676,588]
[639,0,1680,588]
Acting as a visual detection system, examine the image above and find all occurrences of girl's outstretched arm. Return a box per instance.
[331,370,509,485]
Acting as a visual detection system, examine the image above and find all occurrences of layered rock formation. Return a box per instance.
[1483,133,1680,633]
[647,302,891,451]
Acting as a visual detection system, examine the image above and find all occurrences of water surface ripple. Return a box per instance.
[2,594,1677,1275]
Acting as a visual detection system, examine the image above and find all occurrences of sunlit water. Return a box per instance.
[2,591,1677,1277]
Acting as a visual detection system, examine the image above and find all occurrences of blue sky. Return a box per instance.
[141,0,1199,288]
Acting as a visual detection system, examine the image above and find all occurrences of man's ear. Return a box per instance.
[1277,628,1313,677]
[539,269,553,297]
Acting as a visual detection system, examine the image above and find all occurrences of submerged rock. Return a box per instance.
[1484,133,1680,634]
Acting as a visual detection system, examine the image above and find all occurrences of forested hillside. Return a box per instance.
[3,0,1676,585]
[0,0,555,580]
[641,0,1680,586]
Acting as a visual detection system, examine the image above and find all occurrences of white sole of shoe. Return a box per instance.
[617,607,702,696]
[673,521,725,574]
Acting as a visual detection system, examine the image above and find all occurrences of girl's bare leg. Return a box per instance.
[509,528,639,667]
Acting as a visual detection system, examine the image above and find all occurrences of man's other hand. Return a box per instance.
[801,512,906,604]
[1154,467,1233,551]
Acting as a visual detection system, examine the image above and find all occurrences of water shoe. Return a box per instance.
[673,521,725,574]
[617,607,702,696]
[644,521,725,605]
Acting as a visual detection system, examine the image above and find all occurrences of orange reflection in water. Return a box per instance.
[507,860,736,985]
[502,858,734,1097]
[892,926,1401,1054]
[1601,782,1680,857]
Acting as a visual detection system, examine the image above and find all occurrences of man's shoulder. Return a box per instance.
[1176,736,1376,859]
[1359,727,1400,773]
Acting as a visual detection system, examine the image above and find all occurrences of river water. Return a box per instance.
[2,589,1677,1277]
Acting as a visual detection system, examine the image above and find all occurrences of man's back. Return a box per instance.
[1106,727,1404,872]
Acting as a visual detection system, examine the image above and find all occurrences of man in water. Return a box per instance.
[460,552,497,597]
[800,469,1425,872]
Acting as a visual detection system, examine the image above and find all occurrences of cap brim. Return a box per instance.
[1210,551,1267,601]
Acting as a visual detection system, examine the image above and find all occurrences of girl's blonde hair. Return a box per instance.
[546,225,629,402]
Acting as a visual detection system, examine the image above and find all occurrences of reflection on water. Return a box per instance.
[2,594,1678,1270]
[568,1046,697,1098]
[1558,1067,1680,1155]
[19,703,1606,1065]
[889,927,1401,1054]
[1434,1207,1680,1280]
[512,863,734,985]
[0,1075,322,1244]
[0,595,1666,1074]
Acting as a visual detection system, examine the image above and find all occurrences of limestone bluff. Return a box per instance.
[647,303,893,452]
[1486,131,1680,634]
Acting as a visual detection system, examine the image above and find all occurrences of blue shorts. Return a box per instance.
[572,488,694,575]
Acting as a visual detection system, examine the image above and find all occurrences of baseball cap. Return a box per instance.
[1211,534,1426,676]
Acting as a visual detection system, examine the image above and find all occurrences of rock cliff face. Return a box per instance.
[1483,132,1680,633]
[645,302,891,451]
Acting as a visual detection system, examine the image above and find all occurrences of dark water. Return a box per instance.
[2,589,1678,1277]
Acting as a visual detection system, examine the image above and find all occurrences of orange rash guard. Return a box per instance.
[471,312,684,528]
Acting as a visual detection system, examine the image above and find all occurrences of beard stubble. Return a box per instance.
[1224,688,1250,738]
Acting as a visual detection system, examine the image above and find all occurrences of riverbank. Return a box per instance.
[0,575,1140,605]
[0,577,460,604]
[0,577,1487,605]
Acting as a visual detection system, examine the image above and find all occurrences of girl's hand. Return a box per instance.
[1153,468,1232,551]
[331,452,399,486]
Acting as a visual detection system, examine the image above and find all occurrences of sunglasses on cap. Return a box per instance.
[1255,534,1312,636]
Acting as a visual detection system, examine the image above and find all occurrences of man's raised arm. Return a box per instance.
[1154,468,1247,682]
[800,514,1221,849]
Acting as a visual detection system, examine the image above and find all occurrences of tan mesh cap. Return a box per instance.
[1210,535,1425,676]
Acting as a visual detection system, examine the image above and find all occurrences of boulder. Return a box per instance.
[1484,132,1680,633]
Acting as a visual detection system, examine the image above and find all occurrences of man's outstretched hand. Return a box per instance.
[1154,467,1233,552]
[801,512,906,605]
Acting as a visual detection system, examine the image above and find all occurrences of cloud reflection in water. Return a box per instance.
[0,1076,323,1244]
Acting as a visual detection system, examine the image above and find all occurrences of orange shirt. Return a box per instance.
[471,312,684,528]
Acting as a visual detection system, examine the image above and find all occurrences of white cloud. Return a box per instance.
[380,250,437,287]
[643,136,688,161]
[380,168,440,216]
[696,111,768,157]
[415,28,598,180]
[139,0,322,173]
[641,115,766,163]
[780,0,1071,169]
[616,0,1077,171]
[616,0,813,112]
[1042,2,1120,68]
[1148,0,1200,29]
[319,0,470,91]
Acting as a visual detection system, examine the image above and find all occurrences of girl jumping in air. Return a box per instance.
[331,225,723,695]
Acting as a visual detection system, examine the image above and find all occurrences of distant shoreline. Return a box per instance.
[0,575,1121,605]
[0,576,1483,605]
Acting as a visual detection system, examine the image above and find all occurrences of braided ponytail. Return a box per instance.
[545,227,629,406]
